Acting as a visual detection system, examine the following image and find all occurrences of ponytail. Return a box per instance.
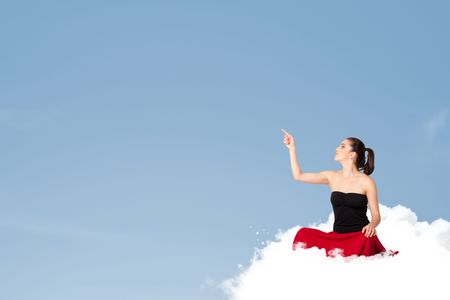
[346,137,375,175]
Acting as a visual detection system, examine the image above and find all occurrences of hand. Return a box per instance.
[361,223,377,238]
[281,128,296,150]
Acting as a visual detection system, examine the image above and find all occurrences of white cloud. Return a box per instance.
[200,277,216,290]
[423,108,448,144]
[218,204,450,300]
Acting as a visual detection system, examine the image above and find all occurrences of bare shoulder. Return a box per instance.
[321,170,339,183]
[362,174,377,191]
[363,174,375,184]
[319,170,333,174]
[325,170,340,177]
[320,170,337,178]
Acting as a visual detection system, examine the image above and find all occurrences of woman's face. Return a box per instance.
[334,139,354,161]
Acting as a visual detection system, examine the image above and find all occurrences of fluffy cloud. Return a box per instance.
[220,204,450,300]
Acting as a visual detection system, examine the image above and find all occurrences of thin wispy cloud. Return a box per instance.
[422,108,449,144]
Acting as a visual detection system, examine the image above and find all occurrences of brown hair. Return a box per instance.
[346,137,375,175]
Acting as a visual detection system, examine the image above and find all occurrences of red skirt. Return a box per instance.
[292,227,399,257]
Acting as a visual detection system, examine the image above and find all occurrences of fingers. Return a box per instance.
[362,226,377,237]
[281,128,292,138]
[281,129,293,142]
[282,129,292,147]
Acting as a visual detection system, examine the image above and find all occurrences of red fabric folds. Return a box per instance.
[292,227,399,257]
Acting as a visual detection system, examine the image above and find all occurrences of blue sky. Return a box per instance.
[1,1,449,300]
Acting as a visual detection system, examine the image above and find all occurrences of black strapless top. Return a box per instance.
[330,191,370,233]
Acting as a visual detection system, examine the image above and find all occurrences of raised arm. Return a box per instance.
[297,170,330,185]
[282,128,330,185]
[288,148,330,184]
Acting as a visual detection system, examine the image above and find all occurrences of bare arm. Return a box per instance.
[288,148,330,184]
[366,178,381,227]
[288,147,302,179]
[282,129,330,185]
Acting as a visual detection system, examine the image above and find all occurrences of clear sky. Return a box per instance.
[1,1,449,300]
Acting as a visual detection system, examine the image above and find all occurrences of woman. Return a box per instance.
[282,129,398,257]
